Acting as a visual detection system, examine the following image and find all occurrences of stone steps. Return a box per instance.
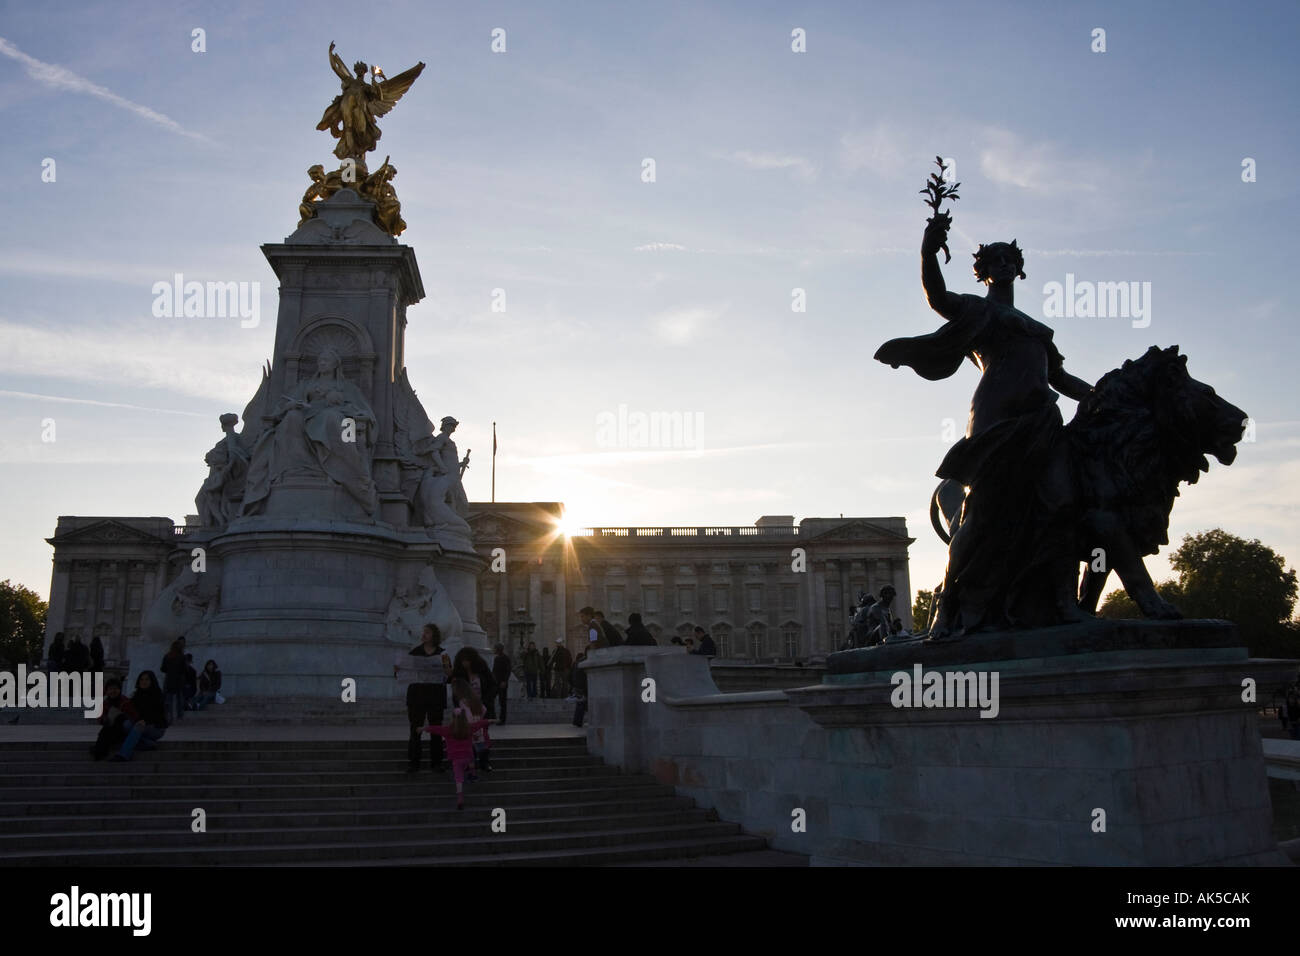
[0,736,778,866]
[1,696,577,725]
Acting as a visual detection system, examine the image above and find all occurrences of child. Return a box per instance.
[453,680,494,776]
[424,705,491,810]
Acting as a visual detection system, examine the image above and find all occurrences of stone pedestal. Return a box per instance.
[581,618,1294,865]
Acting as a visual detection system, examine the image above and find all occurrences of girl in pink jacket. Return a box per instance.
[425,708,492,809]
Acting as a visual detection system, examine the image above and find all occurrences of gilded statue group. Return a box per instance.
[872,159,1247,643]
[297,43,425,237]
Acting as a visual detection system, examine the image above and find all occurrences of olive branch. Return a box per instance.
[920,155,960,263]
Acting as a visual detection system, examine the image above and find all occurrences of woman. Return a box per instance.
[110,671,168,761]
[159,641,187,723]
[451,647,497,718]
[876,213,1093,638]
[193,659,223,710]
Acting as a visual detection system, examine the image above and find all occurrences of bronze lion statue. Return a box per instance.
[929,345,1247,622]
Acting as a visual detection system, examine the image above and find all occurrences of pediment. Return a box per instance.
[801,519,913,543]
[48,519,173,546]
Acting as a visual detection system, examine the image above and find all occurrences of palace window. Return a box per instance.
[99,586,114,611]
[128,587,142,611]
[748,623,766,659]
[713,623,733,659]
[826,583,841,610]
[608,587,624,614]
[642,586,659,613]
[747,585,763,612]
[713,586,729,612]
[73,587,87,611]
[782,625,800,659]
[781,585,796,612]
[678,586,695,613]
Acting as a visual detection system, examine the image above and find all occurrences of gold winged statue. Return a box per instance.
[316,42,425,163]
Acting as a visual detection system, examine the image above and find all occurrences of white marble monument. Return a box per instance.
[139,187,485,697]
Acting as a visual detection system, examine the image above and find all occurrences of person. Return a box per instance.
[424,707,492,810]
[395,623,451,773]
[551,639,572,698]
[159,641,187,723]
[522,641,541,698]
[89,635,105,672]
[625,614,656,646]
[451,678,493,776]
[876,211,1094,638]
[491,644,512,724]
[451,647,496,718]
[684,636,696,653]
[48,632,66,671]
[89,677,136,760]
[540,646,553,698]
[691,625,716,656]
[579,607,604,650]
[570,651,589,727]
[66,636,90,673]
[109,670,167,762]
[182,653,199,710]
[593,611,624,647]
[193,659,223,709]
[670,635,684,646]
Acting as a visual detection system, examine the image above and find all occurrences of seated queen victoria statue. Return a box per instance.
[241,346,379,517]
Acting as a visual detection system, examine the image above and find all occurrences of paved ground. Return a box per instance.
[0,721,586,742]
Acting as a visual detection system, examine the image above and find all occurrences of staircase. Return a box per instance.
[0,736,780,865]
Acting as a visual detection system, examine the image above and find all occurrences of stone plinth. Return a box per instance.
[198,517,483,698]
[581,619,1294,865]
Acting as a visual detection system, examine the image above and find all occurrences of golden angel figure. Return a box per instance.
[316,42,425,162]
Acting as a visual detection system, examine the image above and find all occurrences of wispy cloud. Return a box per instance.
[651,303,729,344]
[0,389,208,417]
[839,123,908,176]
[0,36,206,141]
[633,242,687,253]
[977,128,1101,193]
[0,319,262,404]
[726,150,817,180]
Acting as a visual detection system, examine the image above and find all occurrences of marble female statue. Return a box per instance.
[876,212,1094,639]
[242,347,379,516]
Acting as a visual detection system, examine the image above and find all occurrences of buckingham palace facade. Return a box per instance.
[469,504,913,662]
[43,505,912,665]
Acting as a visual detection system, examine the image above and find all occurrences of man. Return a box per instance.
[394,623,451,773]
[625,613,656,646]
[593,610,624,647]
[690,625,716,657]
[491,643,511,724]
[551,639,572,698]
[522,640,541,698]
[571,651,589,727]
[540,646,552,698]
[579,607,605,649]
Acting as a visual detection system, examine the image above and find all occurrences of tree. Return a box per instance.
[1094,529,1298,657]
[1169,529,1297,634]
[912,589,935,632]
[0,580,47,667]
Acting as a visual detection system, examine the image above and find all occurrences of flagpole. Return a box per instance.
[491,421,497,503]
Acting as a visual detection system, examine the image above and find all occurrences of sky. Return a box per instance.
[0,0,1296,607]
